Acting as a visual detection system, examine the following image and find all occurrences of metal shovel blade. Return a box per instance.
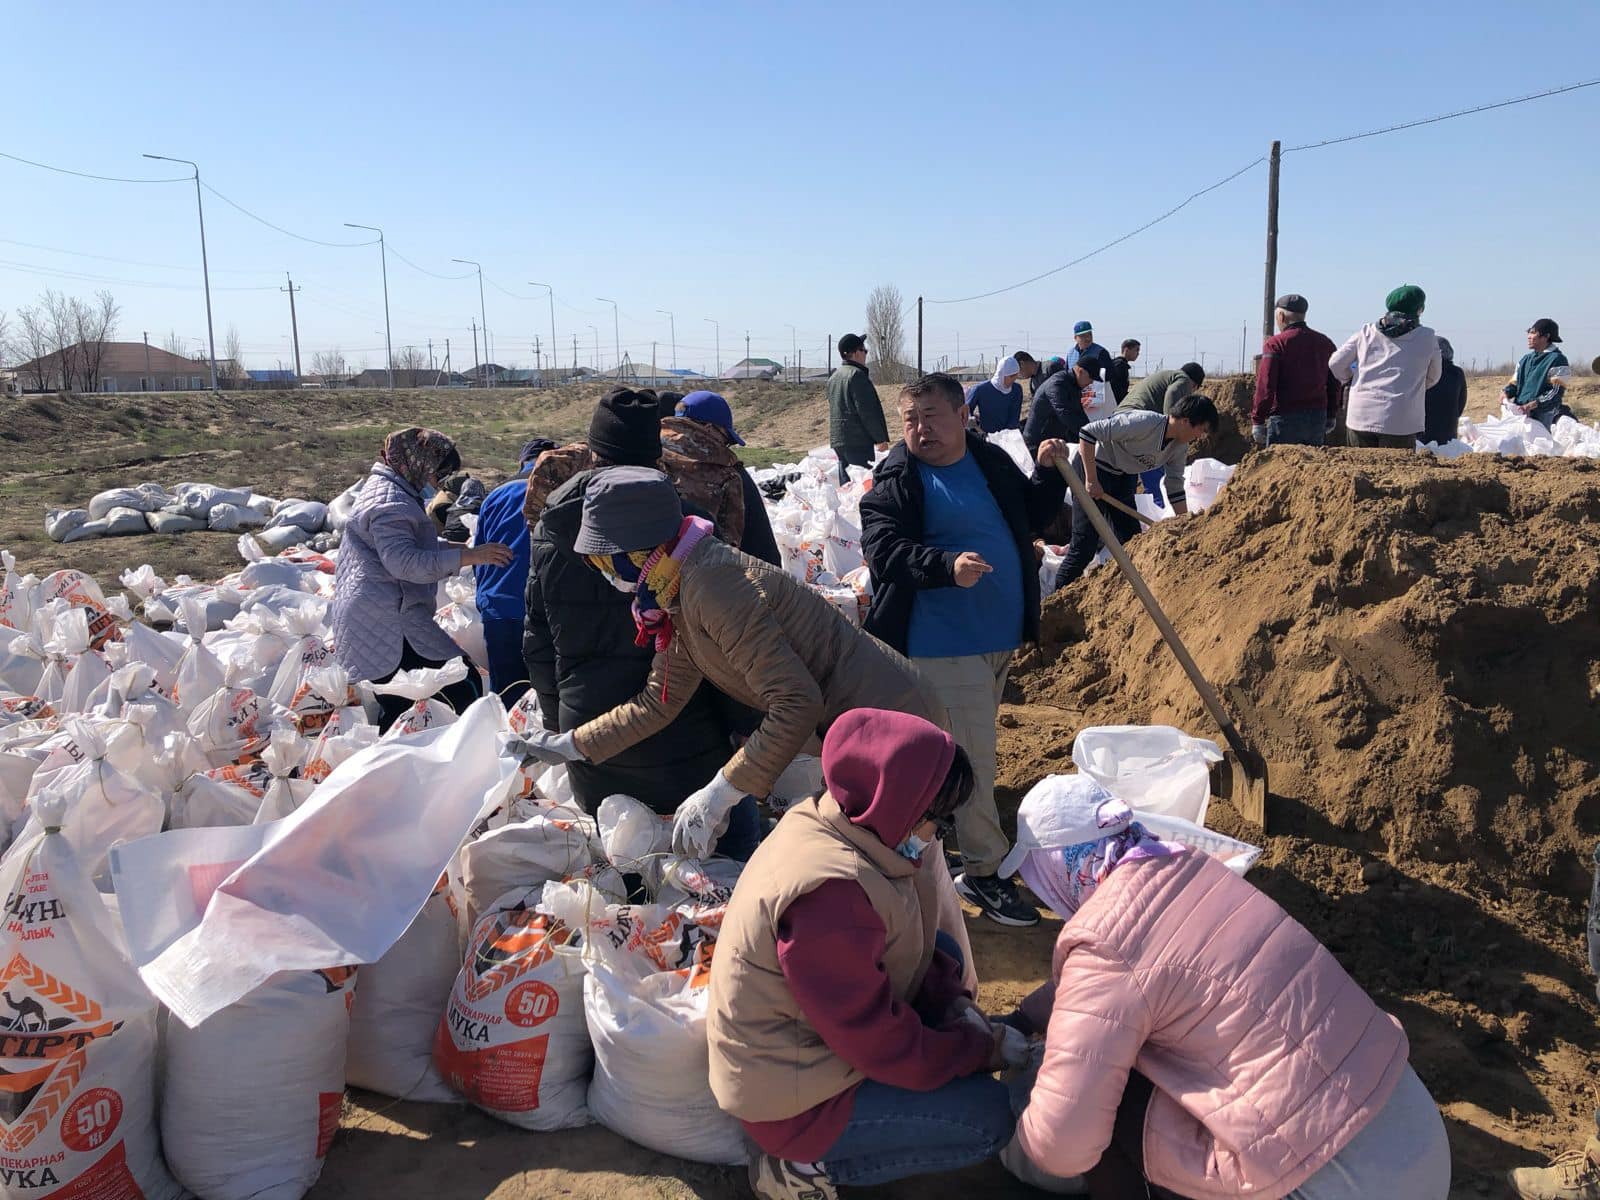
[1210,745,1270,830]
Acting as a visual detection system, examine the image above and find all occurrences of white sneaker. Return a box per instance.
[748,1154,838,1200]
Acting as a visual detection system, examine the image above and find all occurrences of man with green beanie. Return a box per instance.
[1329,285,1442,448]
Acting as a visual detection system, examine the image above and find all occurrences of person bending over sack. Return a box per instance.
[331,428,511,731]
[707,708,1025,1200]
[1003,777,1451,1200]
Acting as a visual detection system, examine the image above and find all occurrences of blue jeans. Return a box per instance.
[821,1074,1015,1186]
[481,617,529,708]
[1267,411,1327,446]
[713,796,762,862]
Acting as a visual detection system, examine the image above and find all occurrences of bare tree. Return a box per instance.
[311,347,346,380]
[865,284,908,384]
[221,324,245,385]
[73,290,120,393]
[38,291,84,391]
[0,309,8,366]
[162,330,190,358]
[12,304,53,391]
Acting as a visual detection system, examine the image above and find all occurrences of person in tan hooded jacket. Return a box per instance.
[707,708,1023,1200]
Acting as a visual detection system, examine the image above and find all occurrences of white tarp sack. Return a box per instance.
[988,428,1036,478]
[435,576,487,668]
[252,524,313,554]
[120,621,183,699]
[346,882,461,1103]
[456,808,602,934]
[0,797,182,1200]
[61,520,108,544]
[44,508,89,542]
[1136,811,1262,875]
[109,698,511,1028]
[1071,725,1223,825]
[301,708,379,783]
[145,510,208,535]
[101,507,148,537]
[269,500,329,533]
[1182,459,1235,513]
[207,503,267,533]
[371,659,469,739]
[87,485,169,521]
[544,881,745,1166]
[432,891,590,1129]
[0,552,39,634]
[168,484,252,520]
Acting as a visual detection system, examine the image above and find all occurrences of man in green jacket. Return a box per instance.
[828,333,890,483]
[1119,361,1206,415]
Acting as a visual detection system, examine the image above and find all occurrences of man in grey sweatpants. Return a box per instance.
[1053,393,1219,591]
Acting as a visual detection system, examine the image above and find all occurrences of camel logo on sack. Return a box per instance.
[0,953,121,1159]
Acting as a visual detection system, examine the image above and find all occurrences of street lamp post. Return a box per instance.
[453,259,491,387]
[143,153,218,391]
[704,318,720,378]
[588,325,599,372]
[785,323,797,384]
[343,222,393,389]
[528,282,557,385]
[656,309,676,372]
[596,299,619,375]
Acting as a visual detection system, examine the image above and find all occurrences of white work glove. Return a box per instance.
[671,771,745,858]
[1250,423,1268,446]
[511,728,584,765]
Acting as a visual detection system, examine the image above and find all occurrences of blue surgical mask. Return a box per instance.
[895,832,931,862]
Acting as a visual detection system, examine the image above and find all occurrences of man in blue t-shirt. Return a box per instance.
[473,436,556,705]
[861,373,1070,928]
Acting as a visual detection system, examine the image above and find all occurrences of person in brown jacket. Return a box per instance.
[518,466,942,848]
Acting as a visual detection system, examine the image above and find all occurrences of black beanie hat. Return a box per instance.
[588,387,662,466]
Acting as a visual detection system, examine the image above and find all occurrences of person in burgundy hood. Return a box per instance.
[706,708,1024,1200]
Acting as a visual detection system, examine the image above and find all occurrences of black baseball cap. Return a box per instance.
[1529,318,1562,344]
[1275,294,1309,315]
[838,333,867,356]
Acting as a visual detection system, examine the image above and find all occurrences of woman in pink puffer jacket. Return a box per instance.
[1004,777,1450,1199]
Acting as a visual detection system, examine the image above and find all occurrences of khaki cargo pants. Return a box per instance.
[914,649,1012,877]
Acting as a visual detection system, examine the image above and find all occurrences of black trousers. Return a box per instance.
[1054,462,1142,590]
[372,639,484,733]
[1085,1072,1189,1199]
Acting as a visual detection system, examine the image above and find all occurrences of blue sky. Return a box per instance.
[4,0,1597,377]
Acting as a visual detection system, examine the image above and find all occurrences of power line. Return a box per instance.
[0,149,188,184]
[199,183,377,248]
[386,245,476,280]
[927,156,1265,305]
[0,257,278,291]
[0,236,279,277]
[1283,76,1600,153]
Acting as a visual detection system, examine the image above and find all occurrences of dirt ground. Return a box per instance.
[6,376,1598,1198]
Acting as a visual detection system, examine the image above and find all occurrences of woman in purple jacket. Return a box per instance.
[331,428,512,729]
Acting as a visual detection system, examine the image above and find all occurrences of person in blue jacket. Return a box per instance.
[473,437,558,704]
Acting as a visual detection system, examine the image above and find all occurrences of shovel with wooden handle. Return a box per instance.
[1053,456,1271,829]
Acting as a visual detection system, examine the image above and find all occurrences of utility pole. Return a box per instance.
[428,339,434,370]
[571,333,578,371]
[1263,139,1281,338]
[704,318,720,378]
[827,334,832,372]
[142,332,152,391]
[471,319,480,383]
[657,310,676,371]
[453,259,492,387]
[535,335,542,383]
[798,349,803,384]
[1240,321,1247,373]
[785,324,797,384]
[144,153,218,391]
[589,326,599,372]
[596,298,619,374]
[745,331,751,373]
[956,331,960,366]
[280,273,303,381]
[917,296,924,373]
[343,222,392,389]
[445,338,451,376]
[651,341,657,384]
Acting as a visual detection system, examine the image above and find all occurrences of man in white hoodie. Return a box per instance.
[1329,284,1442,448]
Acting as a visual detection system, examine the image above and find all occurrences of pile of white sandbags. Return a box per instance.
[1423,402,1600,460]
[753,449,874,626]
[45,479,353,549]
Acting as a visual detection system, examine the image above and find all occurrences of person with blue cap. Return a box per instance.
[1065,321,1111,378]
[662,390,780,566]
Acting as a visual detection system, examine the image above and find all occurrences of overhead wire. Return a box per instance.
[0,149,189,184]
[198,183,377,248]
[386,246,475,280]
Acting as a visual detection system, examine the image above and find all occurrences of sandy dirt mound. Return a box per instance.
[1006,446,1600,1182]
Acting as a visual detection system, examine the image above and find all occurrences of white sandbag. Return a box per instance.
[266,605,349,733]
[121,620,184,698]
[163,964,356,1200]
[371,659,469,738]
[245,494,277,518]
[145,509,209,535]
[253,727,316,824]
[1136,811,1262,875]
[269,500,330,533]
[186,686,272,768]
[62,518,109,543]
[988,427,1036,477]
[44,507,90,542]
[110,699,512,1028]
[0,797,182,1200]
[87,484,169,520]
[328,482,363,532]
[102,506,150,537]
[435,575,487,667]
[346,882,462,1103]
[1071,725,1223,825]
[168,483,253,520]
[253,524,312,553]
[238,560,314,592]
[171,770,262,829]
[207,502,267,532]
[1182,458,1235,513]
[457,808,601,934]
[0,552,39,634]
[432,892,589,1128]
[301,708,379,783]
[769,753,823,805]
[596,794,671,876]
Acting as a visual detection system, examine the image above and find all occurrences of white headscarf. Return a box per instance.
[991,354,1020,393]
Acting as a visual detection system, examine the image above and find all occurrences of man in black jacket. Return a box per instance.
[522,391,753,841]
[827,333,889,483]
[1022,355,1101,455]
[861,372,1069,927]
[1107,339,1141,404]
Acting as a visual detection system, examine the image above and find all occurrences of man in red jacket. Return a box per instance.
[1251,293,1341,447]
